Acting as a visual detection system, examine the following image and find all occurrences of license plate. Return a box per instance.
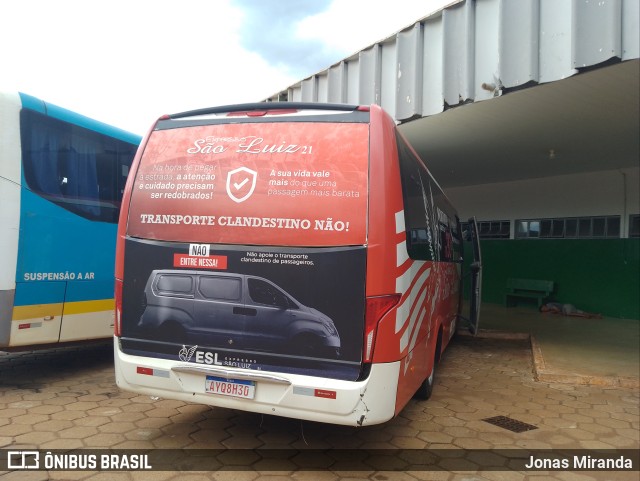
[205,376,255,399]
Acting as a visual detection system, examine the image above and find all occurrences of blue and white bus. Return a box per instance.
[0,92,140,350]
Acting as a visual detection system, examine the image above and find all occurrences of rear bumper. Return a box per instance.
[114,337,399,426]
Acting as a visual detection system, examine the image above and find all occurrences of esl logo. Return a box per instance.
[189,244,210,257]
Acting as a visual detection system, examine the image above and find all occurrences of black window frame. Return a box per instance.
[20,109,137,223]
[629,214,640,238]
[396,132,458,262]
[515,216,621,239]
[463,220,511,240]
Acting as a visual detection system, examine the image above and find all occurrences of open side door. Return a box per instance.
[466,216,482,335]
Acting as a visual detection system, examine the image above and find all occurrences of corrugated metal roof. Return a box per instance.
[265,0,640,123]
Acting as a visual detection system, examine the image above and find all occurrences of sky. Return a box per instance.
[1,0,452,135]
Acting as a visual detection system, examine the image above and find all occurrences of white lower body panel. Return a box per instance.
[114,337,400,426]
[59,310,114,342]
[7,308,113,347]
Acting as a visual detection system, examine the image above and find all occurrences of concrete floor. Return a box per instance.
[477,302,640,382]
[1,336,638,480]
[0,303,638,479]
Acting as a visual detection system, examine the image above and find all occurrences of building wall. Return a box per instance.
[448,168,640,319]
[447,168,639,236]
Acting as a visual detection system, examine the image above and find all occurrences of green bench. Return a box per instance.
[505,278,555,308]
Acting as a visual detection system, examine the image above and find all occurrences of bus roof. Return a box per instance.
[19,92,141,145]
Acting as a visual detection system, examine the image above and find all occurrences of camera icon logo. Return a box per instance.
[7,451,40,469]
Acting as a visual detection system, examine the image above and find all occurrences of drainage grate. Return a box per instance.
[482,416,538,433]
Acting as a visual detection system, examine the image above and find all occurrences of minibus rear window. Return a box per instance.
[127,122,369,246]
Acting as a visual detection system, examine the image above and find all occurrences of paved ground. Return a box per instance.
[0,335,638,480]
[479,303,640,383]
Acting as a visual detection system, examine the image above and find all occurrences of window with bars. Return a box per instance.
[629,215,640,238]
[460,220,510,240]
[515,216,621,239]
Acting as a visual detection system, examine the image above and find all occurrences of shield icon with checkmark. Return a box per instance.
[226,167,257,203]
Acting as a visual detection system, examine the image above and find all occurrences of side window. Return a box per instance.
[199,276,241,301]
[397,133,436,261]
[20,109,137,223]
[248,278,292,308]
[437,208,454,262]
[397,132,457,262]
[452,218,462,261]
[156,275,193,295]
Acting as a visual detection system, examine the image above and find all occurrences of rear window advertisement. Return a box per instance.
[121,240,367,381]
[127,122,369,246]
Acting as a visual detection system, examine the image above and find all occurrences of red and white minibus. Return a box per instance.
[114,103,481,426]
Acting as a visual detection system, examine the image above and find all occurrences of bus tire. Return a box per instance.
[414,328,443,400]
[414,364,434,400]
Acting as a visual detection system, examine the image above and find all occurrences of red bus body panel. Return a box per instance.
[366,105,461,415]
[114,104,462,424]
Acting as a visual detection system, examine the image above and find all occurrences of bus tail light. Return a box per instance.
[363,294,401,362]
[114,279,123,337]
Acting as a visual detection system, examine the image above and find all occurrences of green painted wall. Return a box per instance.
[464,239,640,320]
